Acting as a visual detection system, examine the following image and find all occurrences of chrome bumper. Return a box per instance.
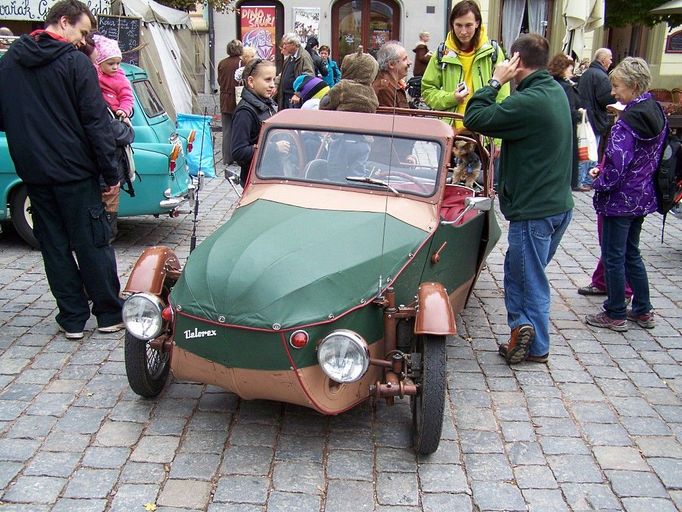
[159,182,197,211]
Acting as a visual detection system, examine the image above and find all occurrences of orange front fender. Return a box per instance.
[124,246,181,296]
[414,282,457,336]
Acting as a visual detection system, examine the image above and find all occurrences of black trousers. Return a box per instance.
[26,177,123,332]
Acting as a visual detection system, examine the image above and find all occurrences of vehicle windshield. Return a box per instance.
[256,128,443,197]
[132,80,166,118]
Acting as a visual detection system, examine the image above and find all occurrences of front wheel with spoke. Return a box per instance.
[124,331,170,397]
[410,334,446,455]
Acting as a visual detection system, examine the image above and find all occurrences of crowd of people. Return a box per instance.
[0,0,668,356]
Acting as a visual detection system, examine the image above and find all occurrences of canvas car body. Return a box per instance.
[123,108,501,454]
[0,63,195,247]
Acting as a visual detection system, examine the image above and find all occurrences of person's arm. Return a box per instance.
[463,53,529,139]
[421,54,459,111]
[373,82,398,108]
[73,54,118,186]
[116,74,135,117]
[333,62,341,84]
[231,108,256,166]
[591,122,633,192]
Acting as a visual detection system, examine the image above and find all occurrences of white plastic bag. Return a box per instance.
[577,109,598,162]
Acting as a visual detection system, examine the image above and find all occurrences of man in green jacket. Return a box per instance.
[464,33,574,365]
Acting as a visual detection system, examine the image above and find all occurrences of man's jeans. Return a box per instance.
[601,215,652,320]
[504,210,573,357]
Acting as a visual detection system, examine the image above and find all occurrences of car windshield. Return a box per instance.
[256,128,443,197]
[132,80,166,118]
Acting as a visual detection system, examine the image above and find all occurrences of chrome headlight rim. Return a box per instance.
[123,292,165,341]
[317,329,370,383]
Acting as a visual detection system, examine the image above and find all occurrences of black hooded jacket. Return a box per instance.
[577,61,615,137]
[0,32,118,186]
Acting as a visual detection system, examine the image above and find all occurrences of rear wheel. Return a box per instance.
[124,331,170,397]
[10,185,39,248]
[410,334,446,455]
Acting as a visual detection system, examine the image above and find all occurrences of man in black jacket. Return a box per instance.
[0,0,124,339]
[576,48,615,188]
[578,48,615,141]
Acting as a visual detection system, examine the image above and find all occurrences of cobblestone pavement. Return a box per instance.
[1,148,682,511]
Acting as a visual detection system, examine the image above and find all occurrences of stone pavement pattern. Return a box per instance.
[1,138,682,510]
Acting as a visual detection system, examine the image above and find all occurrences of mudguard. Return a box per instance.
[414,282,457,336]
[124,246,181,296]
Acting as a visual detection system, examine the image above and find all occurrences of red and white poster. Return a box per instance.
[240,5,277,61]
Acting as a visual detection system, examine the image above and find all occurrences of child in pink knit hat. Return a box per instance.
[92,34,134,118]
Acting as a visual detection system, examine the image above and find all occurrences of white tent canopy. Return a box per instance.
[111,0,195,119]
[121,0,191,28]
[562,0,605,59]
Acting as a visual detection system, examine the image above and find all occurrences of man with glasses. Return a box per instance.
[276,32,314,110]
[0,0,124,340]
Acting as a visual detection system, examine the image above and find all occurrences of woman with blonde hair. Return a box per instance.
[585,57,667,332]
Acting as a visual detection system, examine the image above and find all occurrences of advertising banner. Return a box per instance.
[240,5,276,61]
[0,0,110,21]
[293,7,320,45]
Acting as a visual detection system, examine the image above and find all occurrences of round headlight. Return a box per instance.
[123,293,165,340]
[317,330,370,383]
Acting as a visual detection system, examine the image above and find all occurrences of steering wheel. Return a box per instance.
[372,170,432,194]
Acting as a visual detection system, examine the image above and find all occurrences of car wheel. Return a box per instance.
[10,185,39,248]
[124,331,170,397]
[410,334,446,455]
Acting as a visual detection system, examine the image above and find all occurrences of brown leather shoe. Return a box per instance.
[498,324,535,364]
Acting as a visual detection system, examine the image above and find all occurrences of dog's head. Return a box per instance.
[452,139,477,159]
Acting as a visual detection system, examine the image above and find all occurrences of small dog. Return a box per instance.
[452,139,481,188]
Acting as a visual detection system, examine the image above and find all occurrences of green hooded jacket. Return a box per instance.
[421,34,510,128]
[464,69,574,221]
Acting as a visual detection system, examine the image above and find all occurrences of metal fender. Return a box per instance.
[414,282,457,336]
[124,246,181,296]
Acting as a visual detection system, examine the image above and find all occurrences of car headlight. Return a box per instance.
[317,330,370,383]
[123,293,165,340]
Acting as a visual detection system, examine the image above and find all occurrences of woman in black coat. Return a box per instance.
[549,53,583,191]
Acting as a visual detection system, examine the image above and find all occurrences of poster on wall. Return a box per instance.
[293,7,320,45]
[240,5,277,61]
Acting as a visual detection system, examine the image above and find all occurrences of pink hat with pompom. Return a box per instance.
[93,34,122,64]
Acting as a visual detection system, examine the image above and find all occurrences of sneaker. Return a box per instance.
[59,327,84,340]
[585,312,627,332]
[626,309,655,329]
[498,324,535,364]
[97,322,125,333]
[525,353,549,364]
[578,284,607,296]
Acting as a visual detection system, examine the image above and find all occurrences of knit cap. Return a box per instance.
[93,34,122,64]
[293,74,330,102]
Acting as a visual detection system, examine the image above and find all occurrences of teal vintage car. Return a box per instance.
[121,108,501,455]
[0,63,196,247]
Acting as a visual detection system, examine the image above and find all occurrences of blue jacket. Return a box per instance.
[321,59,341,87]
[592,93,667,217]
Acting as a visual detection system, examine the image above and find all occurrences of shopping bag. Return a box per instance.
[235,85,244,105]
[577,110,598,162]
[176,113,216,177]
